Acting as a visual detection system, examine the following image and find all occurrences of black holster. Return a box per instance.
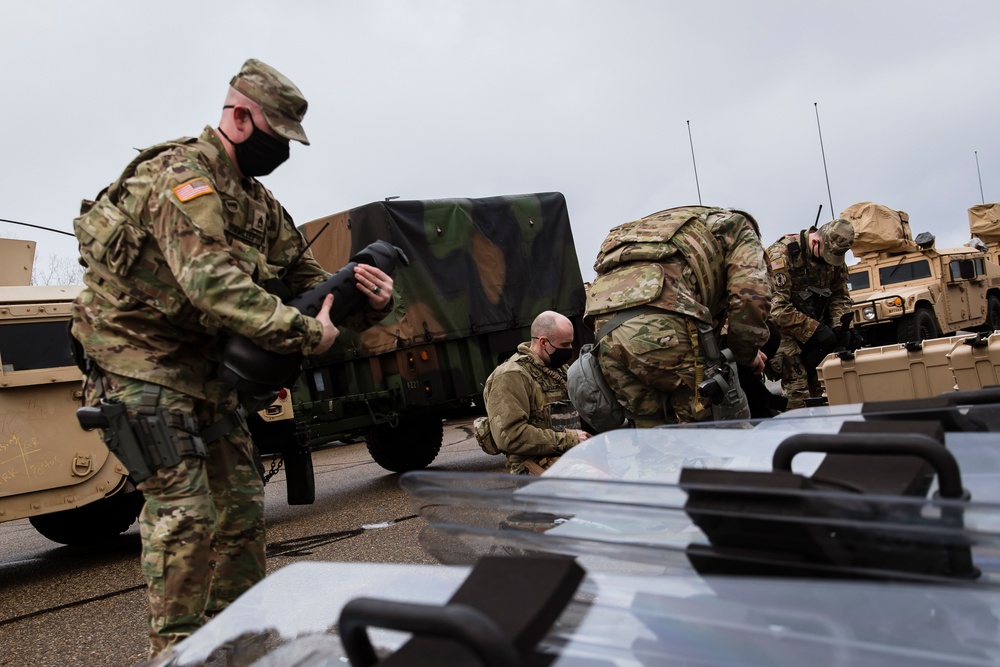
[76,400,207,484]
[695,323,750,421]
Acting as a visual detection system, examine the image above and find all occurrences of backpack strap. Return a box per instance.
[595,305,661,342]
[670,216,725,311]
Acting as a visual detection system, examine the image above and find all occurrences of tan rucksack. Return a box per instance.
[473,416,501,455]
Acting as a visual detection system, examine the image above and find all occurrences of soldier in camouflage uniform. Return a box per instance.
[482,311,590,474]
[585,206,772,427]
[766,218,855,409]
[70,59,394,656]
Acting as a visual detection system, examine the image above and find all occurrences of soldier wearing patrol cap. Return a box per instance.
[766,218,856,409]
[70,58,394,656]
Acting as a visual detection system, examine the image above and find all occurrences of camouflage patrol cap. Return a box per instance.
[820,218,855,265]
[230,58,310,145]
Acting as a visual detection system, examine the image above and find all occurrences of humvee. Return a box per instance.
[843,202,1000,346]
[970,202,1000,279]
[0,238,143,544]
[247,193,588,500]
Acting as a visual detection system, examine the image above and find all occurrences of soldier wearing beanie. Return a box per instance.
[70,59,394,656]
[766,218,856,409]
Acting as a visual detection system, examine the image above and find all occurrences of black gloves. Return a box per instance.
[801,324,837,371]
[808,324,837,351]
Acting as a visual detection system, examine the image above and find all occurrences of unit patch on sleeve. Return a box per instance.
[772,272,788,287]
[173,178,214,203]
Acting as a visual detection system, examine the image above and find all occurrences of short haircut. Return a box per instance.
[531,310,568,339]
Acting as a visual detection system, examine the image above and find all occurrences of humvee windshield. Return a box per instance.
[879,259,931,286]
[0,320,75,371]
[848,270,871,291]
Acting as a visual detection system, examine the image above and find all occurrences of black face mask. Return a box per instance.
[220,106,290,177]
[546,343,574,369]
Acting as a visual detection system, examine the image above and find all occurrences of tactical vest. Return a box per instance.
[586,206,727,324]
[782,234,834,321]
[74,138,201,318]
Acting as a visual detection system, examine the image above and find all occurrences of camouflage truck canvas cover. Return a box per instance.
[840,202,917,254]
[299,192,586,361]
[969,203,1000,243]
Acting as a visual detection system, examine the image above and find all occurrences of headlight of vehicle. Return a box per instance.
[863,307,876,321]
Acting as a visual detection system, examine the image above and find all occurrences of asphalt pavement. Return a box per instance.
[0,416,503,667]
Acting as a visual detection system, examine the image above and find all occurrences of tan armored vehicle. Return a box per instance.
[970,202,1000,269]
[843,202,1000,346]
[0,238,142,544]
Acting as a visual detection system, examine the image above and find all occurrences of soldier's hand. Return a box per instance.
[808,324,837,353]
[355,264,393,311]
[749,349,767,376]
[313,294,340,355]
[573,429,591,443]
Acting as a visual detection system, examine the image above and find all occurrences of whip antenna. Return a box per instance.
[0,217,75,238]
[976,151,985,204]
[687,120,702,205]
[814,103,835,218]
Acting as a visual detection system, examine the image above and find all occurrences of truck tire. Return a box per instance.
[366,416,444,472]
[895,307,939,343]
[986,294,1000,332]
[29,489,145,545]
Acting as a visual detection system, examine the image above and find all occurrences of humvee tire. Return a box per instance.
[896,306,939,343]
[366,416,443,472]
[28,489,145,545]
[985,294,1000,332]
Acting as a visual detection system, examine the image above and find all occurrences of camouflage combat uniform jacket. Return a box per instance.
[767,230,851,346]
[72,127,375,397]
[586,206,771,366]
[482,342,581,474]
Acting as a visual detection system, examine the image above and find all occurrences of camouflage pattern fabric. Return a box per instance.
[297,193,587,361]
[597,310,712,426]
[820,218,856,266]
[766,230,852,345]
[767,228,852,408]
[482,342,581,474]
[767,342,822,410]
[69,123,383,656]
[85,371,264,655]
[71,127,330,398]
[230,58,310,145]
[585,206,771,425]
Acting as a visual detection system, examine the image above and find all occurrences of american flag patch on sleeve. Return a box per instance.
[770,257,786,271]
[173,178,213,203]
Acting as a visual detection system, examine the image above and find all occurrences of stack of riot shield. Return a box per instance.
[151,389,1000,667]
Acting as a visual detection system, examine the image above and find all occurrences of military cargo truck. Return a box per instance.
[843,202,1000,346]
[248,193,587,486]
[0,238,143,544]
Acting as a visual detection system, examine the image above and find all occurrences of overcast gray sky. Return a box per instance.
[2,1,997,279]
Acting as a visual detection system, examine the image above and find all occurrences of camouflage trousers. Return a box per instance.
[597,311,712,427]
[769,334,824,410]
[86,371,265,657]
[509,455,561,475]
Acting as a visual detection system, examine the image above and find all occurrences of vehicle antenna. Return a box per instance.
[814,204,823,228]
[687,120,702,205]
[976,151,985,204]
[287,221,331,271]
[0,217,75,238]
[814,103,835,217]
